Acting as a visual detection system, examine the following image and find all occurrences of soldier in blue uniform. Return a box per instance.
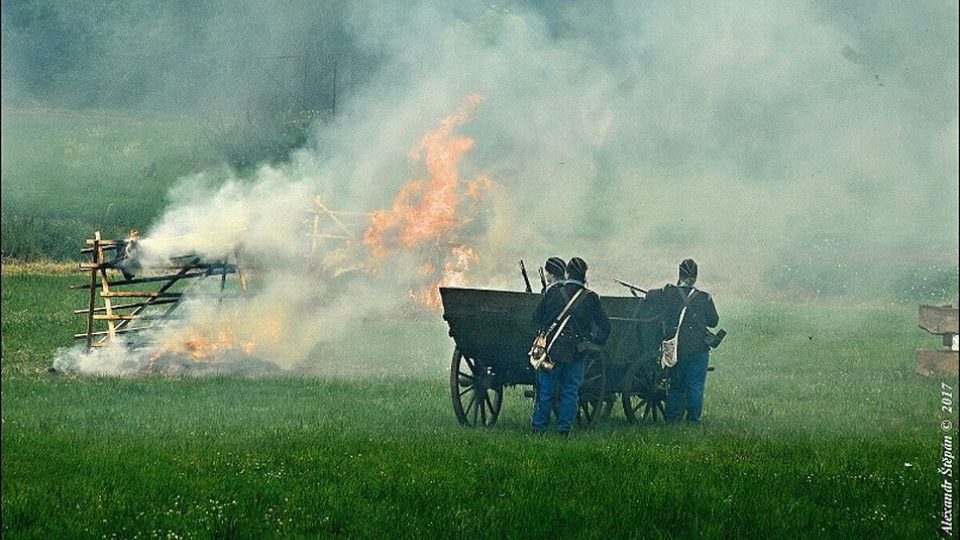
[661,259,720,424]
[531,257,610,435]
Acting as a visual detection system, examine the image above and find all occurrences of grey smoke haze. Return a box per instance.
[21,1,956,374]
[303,0,958,290]
[4,1,955,256]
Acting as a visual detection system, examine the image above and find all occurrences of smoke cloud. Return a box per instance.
[27,1,956,375]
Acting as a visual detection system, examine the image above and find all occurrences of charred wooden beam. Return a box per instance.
[73,326,149,339]
[74,299,179,314]
[100,291,183,298]
[112,265,194,333]
[79,245,120,254]
[92,314,181,321]
[70,271,233,290]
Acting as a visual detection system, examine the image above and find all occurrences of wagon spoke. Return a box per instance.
[479,393,488,425]
[458,370,476,386]
[577,354,606,427]
[632,397,646,415]
[479,397,487,424]
[465,391,476,411]
[465,393,477,421]
[450,349,503,428]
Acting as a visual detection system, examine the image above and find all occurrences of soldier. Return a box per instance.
[531,257,566,330]
[542,256,566,292]
[531,257,611,436]
[661,258,720,424]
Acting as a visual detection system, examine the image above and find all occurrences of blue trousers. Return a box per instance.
[665,351,709,423]
[531,358,584,433]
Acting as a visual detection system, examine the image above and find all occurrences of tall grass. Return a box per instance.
[1,274,952,538]
[2,107,954,537]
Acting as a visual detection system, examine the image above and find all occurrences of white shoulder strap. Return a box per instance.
[673,288,697,338]
[544,288,585,353]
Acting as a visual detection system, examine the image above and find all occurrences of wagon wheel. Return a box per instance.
[576,352,607,426]
[621,354,668,424]
[450,349,503,427]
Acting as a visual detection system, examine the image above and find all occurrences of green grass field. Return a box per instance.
[2,272,953,539]
[2,107,956,538]
[1,107,221,261]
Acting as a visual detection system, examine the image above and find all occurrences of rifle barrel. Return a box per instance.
[519,260,533,293]
[613,278,647,294]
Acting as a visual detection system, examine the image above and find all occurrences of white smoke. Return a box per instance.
[53,1,958,375]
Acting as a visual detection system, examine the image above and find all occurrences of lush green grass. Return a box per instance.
[2,273,953,538]
[1,107,221,260]
[1,274,79,375]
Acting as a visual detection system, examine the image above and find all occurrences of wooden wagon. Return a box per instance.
[439,286,669,427]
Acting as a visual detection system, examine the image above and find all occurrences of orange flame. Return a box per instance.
[157,96,493,361]
[149,315,283,363]
[149,328,255,362]
[363,94,493,309]
[410,245,480,310]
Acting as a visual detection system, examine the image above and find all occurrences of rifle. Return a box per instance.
[519,260,533,293]
[538,266,546,293]
[613,278,647,298]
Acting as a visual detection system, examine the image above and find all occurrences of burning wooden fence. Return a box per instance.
[73,231,244,351]
[304,196,366,277]
[915,304,959,377]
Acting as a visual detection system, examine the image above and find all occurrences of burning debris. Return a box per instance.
[60,95,500,374]
[73,231,242,351]
[145,304,285,375]
[362,94,494,308]
[304,94,495,308]
[68,230,247,370]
